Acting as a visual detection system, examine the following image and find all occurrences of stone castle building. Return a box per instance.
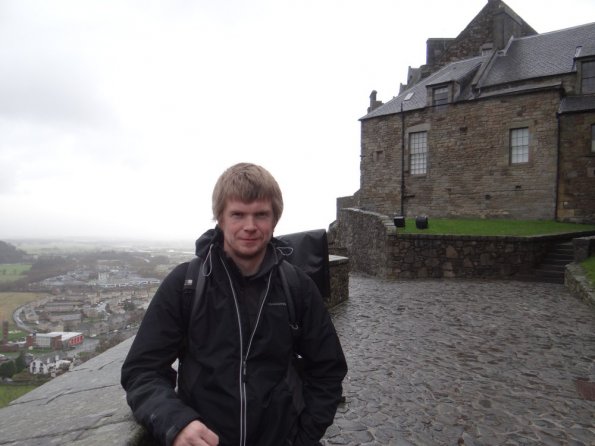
[339,0,595,224]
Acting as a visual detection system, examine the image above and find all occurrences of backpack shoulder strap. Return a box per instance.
[182,256,206,332]
[279,260,307,386]
[279,260,301,330]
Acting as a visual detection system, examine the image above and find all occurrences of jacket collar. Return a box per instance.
[194,226,287,279]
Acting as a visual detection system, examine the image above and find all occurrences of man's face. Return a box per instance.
[219,198,275,272]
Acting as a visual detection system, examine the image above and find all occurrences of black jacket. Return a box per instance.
[121,228,347,446]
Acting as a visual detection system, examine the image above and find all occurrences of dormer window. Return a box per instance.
[581,60,595,94]
[432,86,449,106]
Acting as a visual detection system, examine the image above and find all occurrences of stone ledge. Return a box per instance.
[328,255,349,308]
[0,336,141,446]
[565,262,595,307]
[573,235,595,262]
[335,208,595,279]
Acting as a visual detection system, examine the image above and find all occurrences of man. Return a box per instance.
[121,163,347,446]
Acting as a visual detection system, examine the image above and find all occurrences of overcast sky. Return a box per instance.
[1,0,594,242]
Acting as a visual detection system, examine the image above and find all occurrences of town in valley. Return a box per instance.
[0,238,193,381]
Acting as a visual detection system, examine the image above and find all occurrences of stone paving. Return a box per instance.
[323,275,595,446]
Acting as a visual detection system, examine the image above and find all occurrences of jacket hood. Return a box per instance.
[194,226,292,276]
[194,227,222,258]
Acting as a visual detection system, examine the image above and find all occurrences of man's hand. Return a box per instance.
[172,420,219,446]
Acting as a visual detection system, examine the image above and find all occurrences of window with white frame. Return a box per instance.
[510,127,529,164]
[409,131,428,174]
[582,60,595,94]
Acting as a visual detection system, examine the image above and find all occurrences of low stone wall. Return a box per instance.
[565,263,595,307]
[387,233,551,280]
[333,208,595,280]
[0,337,141,446]
[330,209,392,277]
[328,255,349,307]
[0,257,349,446]
[573,235,595,262]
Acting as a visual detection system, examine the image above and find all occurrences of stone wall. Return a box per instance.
[558,111,595,223]
[429,0,535,70]
[330,209,392,277]
[0,337,142,446]
[333,208,595,280]
[411,0,537,87]
[387,233,545,280]
[565,263,595,307]
[572,235,595,262]
[357,90,562,221]
[328,255,349,307]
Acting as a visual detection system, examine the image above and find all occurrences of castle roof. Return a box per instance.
[479,22,595,87]
[362,57,487,119]
[362,22,595,121]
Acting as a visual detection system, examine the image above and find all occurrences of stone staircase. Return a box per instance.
[534,241,574,284]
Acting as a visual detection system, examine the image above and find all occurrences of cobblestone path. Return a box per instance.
[323,275,595,446]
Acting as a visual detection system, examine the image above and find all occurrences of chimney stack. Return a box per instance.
[368,90,383,113]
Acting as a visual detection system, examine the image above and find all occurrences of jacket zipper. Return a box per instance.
[220,256,273,446]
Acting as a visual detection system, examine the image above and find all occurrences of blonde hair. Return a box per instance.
[212,163,284,225]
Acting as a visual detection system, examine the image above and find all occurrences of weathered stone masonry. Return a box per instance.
[331,208,595,280]
[566,236,595,307]
[558,111,595,223]
[359,90,562,221]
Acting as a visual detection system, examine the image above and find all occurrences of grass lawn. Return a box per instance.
[0,292,45,330]
[0,384,38,408]
[0,264,32,284]
[581,256,595,286]
[395,218,595,236]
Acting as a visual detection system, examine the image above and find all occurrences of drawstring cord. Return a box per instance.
[276,245,293,257]
[201,244,214,277]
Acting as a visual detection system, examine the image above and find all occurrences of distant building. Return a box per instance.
[34,332,84,350]
[29,356,72,375]
[46,312,82,324]
[29,358,49,375]
[43,300,84,312]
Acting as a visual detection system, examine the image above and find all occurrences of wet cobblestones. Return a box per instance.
[324,275,595,446]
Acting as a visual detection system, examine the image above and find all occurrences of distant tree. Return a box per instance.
[0,360,16,378]
[96,333,125,354]
[0,241,27,263]
[26,255,76,282]
[14,351,26,373]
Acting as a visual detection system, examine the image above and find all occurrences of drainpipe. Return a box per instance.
[555,111,560,221]
[400,102,405,216]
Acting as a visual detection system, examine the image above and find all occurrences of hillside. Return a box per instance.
[0,241,27,264]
